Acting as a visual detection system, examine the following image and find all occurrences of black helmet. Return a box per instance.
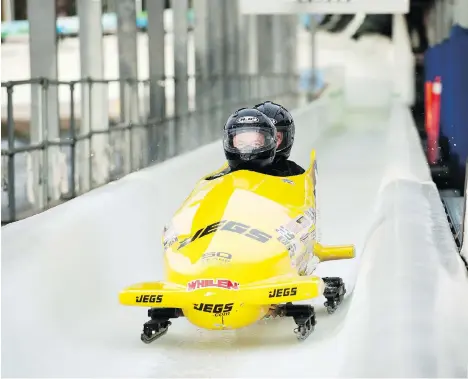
[253,101,295,159]
[223,108,278,171]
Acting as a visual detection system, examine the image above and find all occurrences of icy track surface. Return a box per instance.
[3,104,468,377]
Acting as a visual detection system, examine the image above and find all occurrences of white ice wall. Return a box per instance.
[338,105,468,377]
[341,177,468,377]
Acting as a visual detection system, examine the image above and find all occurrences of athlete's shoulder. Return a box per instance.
[286,159,305,174]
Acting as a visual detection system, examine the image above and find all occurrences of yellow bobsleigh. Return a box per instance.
[119,150,355,343]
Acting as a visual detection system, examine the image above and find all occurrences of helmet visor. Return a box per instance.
[224,126,276,156]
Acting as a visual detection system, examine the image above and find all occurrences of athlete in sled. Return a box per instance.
[119,108,355,343]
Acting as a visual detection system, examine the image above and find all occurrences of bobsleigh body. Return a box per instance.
[119,150,355,340]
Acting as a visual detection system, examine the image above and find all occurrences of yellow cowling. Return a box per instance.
[119,150,355,331]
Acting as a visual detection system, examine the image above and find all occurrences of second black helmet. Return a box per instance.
[253,101,295,159]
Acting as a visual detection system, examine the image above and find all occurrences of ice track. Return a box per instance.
[2,103,468,377]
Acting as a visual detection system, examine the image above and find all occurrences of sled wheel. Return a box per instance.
[324,301,336,314]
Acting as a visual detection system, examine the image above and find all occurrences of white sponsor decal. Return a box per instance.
[237,116,260,123]
[186,279,239,291]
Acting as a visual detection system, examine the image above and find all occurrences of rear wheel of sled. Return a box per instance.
[324,303,337,314]
[323,277,346,314]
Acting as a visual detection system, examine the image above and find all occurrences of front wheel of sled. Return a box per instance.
[141,320,172,343]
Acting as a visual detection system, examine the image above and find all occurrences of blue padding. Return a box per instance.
[447,25,468,180]
[424,24,468,183]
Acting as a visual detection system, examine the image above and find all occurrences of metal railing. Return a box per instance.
[1,0,301,224]
[1,72,299,224]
